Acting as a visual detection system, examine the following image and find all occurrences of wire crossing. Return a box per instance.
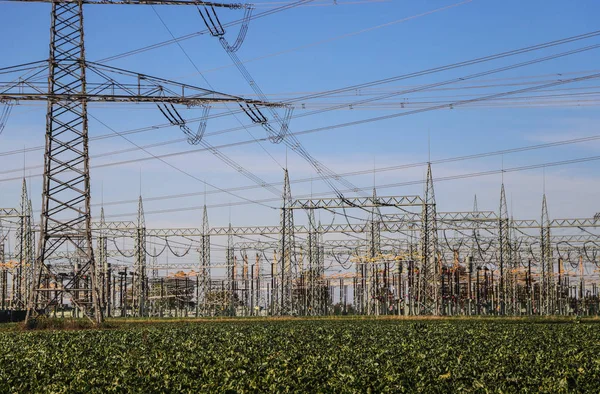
[0,101,12,135]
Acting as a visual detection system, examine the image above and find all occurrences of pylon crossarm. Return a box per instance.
[0,208,23,218]
[1,61,282,107]
[5,0,246,7]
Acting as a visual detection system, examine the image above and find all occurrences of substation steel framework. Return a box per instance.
[0,183,35,313]
[2,166,600,318]
[0,0,279,323]
[1,5,599,319]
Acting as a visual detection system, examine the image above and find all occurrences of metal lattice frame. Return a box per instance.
[498,183,511,315]
[368,188,382,315]
[418,164,439,315]
[226,223,234,314]
[15,179,34,309]
[198,205,211,315]
[0,160,595,318]
[96,207,109,316]
[540,194,553,314]
[279,169,295,315]
[134,196,147,316]
[0,0,279,324]
[471,195,480,265]
[28,2,102,323]
[306,207,320,315]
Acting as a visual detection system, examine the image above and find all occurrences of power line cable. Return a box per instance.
[88,113,278,209]
[291,29,600,102]
[103,153,600,218]
[4,77,600,187]
[150,5,284,194]
[3,31,599,159]
[94,0,316,63]
[186,0,473,77]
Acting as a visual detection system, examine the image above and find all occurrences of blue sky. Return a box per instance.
[1,0,600,233]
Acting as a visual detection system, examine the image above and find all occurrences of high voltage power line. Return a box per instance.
[94,0,317,63]
[1,72,598,185]
[4,0,600,325]
[279,43,600,120]
[89,114,280,210]
[194,3,364,197]
[149,4,286,195]
[1,7,599,209]
[2,29,598,160]
[103,153,600,218]
[86,132,600,208]
[2,68,599,182]
[184,0,473,78]
[18,131,586,214]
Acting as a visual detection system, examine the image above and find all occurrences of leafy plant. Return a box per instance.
[0,319,599,392]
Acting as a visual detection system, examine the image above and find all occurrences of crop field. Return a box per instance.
[0,318,599,393]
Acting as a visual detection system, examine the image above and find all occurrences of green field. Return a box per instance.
[1,318,599,393]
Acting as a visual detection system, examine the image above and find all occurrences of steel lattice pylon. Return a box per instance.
[279,169,295,315]
[317,227,325,312]
[307,206,319,315]
[96,207,109,316]
[498,183,512,315]
[198,205,211,315]
[418,163,439,315]
[471,195,480,266]
[4,0,278,324]
[226,223,235,314]
[15,179,34,309]
[134,196,147,316]
[540,194,553,314]
[28,2,102,323]
[368,188,382,315]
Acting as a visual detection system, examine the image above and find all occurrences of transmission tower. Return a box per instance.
[307,205,318,315]
[279,169,295,315]
[226,222,235,315]
[418,163,439,315]
[96,206,109,316]
[540,194,553,314]
[134,196,146,317]
[15,179,34,309]
[198,205,211,315]
[368,187,381,315]
[498,183,511,315]
[470,194,480,265]
[0,0,278,324]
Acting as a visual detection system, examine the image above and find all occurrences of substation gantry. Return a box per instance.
[1,164,600,318]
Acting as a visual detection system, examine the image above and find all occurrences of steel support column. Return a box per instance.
[28,2,102,323]
[418,163,439,314]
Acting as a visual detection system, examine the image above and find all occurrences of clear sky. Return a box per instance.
[1,0,600,234]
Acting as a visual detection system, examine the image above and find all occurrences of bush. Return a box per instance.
[20,317,97,331]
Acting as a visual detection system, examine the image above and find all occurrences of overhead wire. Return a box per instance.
[290,43,600,119]
[87,113,278,209]
[150,4,285,194]
[275,71,600,139]
[94,0,316,64]
[3,68,600,186]
[103,152,600,218]
[3,1,482,179]
[0,101,13,135]
[3,31,600,160]
[196,4,365,197]
[188,0,473,77]
[3,11,600,223]
[291,29,600,102]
